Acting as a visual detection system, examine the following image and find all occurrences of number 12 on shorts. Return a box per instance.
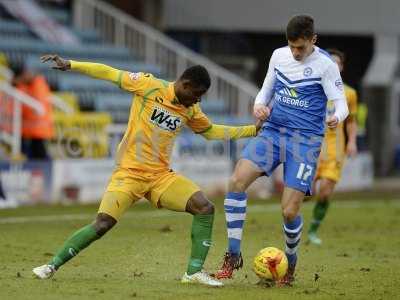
[296,163,313,181]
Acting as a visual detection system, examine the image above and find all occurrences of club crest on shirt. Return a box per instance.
[303,67,313,77]
[150,106,182,132]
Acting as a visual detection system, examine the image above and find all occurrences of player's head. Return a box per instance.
[286,15,317,61]
[327,48,345,73]
[12,64,34,85]
[175,65,210,107]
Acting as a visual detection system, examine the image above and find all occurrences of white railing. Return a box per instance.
[0,65,14,82]
[50,94,74,114]
[73,0,258,116]
[0,82,44,157]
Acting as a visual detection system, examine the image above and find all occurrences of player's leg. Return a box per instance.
[214,159,263,279]
[308,177,336,245]
[33,167,142,279]
[226,159,263,253]
[280,186,304,285]
[278,139,320,285]
[216,133,279,279]
[33,191,134,279]
[49,211,117,269]
[154,174,222,286]
[308,159,341,245]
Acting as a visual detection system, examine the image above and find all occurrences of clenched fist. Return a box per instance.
[253,104,271,121]
[326,115,338,129]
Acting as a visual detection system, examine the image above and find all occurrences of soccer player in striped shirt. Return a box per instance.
[215,15,349,285]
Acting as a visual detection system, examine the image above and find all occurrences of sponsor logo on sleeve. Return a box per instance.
[129,72,140,81]
[335,79,344,90]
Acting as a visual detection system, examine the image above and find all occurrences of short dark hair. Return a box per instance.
[180,65,211,90]
[12,64,25,77]
[327,48,345,64]
[286,15,315,41]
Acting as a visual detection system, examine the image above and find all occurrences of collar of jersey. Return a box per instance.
[168,82,181,105]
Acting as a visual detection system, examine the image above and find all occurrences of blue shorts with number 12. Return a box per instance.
[241,126,322,195]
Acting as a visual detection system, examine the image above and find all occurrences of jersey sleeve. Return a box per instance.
[322,63,348,122]
[321,63,346,102]
[119,72,154,95]
[254,50,278,106]
[186,104,212,133]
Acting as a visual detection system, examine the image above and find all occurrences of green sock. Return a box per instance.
[309,201,330,234]
[187,214,214,275]
[49,224,100,269]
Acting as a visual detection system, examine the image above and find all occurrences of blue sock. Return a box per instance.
[225,192,247,255]
[283,215,303,267]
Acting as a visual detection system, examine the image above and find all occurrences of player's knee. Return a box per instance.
[94,213,117,236]
[318,192,330,202]
[228,174,247,192]
[319,186,333,201]
[186,192,214,215]
[198,201,214,215]
[282,207,298,222]
[319,179,335,201]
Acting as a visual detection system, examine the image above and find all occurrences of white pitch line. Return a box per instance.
[0,210,175,224]
[0,200,399,225]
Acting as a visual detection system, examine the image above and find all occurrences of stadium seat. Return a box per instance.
[24,55,162,77]
[72,91,129,111]
[58,76,119,92]
[52,112,112,158]
[74,29,102,44]
[0,9,247,132]
[93,95,133,123]
[53,91,80,113]
[42,6,71,25]
[0,20,101,44]
[201,99,229,114]
[0,20,33,39]
[203,113,254,126]
[0,37,131,67]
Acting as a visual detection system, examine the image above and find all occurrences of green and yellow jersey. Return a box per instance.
[70,61,256,179]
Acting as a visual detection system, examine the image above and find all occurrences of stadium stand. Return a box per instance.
[0,0,256,161]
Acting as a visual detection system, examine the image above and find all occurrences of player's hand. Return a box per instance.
[326,115,338,129]
[346,141,358,157]
[40,54,71,71]
[253,104,270,121]
[255,118,264,133]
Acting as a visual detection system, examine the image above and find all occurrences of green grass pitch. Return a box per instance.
[0,193,399,300]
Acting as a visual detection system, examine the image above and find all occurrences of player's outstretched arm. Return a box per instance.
[200,123,257,140]
[40,54,121,85]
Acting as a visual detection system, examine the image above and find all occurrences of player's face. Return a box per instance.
[332,54,344,73]
[288,36,317,61]
[177,81,208,107]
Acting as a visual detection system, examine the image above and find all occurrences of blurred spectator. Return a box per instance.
[12,65,54,160]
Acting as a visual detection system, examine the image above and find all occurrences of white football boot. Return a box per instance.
[181,270,223,287]
[32,264,56,279]
[0,197,18,209]
[308,232,322,246]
